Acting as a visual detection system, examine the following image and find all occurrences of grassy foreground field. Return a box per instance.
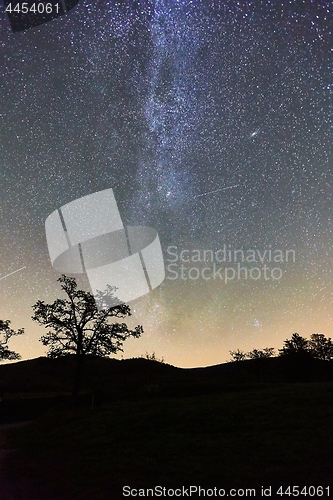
[4,382,333,499]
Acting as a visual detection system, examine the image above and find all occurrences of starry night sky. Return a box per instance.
[0,0,332,367]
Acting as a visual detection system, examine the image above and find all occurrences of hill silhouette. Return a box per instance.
[1,354,333,399]
[1,356,333,498]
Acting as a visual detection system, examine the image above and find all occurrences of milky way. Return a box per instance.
[0,1,332,366]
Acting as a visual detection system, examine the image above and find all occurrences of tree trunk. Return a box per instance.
[72,353,84,406]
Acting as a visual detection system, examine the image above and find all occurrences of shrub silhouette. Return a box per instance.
[0,319,24,362]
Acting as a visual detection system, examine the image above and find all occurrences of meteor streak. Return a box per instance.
[195,185,239,198]
[0,266,26,282]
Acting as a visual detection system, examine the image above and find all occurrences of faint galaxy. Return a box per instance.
[0,0,332,367]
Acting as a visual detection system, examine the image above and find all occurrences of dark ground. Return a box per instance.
[0,356,333,499]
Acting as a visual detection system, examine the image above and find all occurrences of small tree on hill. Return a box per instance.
[247,347,275,359]
[247,347,275,382]
[308,333,333,361]
[278,333,310,357]
[229,349,247,362]
[0,320,24,362]
[32,275,143,401]
[141,351,165,363]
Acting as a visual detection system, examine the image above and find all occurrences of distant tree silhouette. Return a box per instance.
[141,351,165,363]
[278,333,310,357]
[229,333,333,383]
[32,275,143,402]
[228,349,247,381]
[246,348,275,382]
[0,319,24,362]
[278,333,315,382]
[308,333,333,361]
[230,347,275,362]
[247,347,275,359]
[229,349,247,362]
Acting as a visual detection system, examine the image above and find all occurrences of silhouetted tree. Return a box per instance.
[247,347,275,359]
[229,349,247,362]
[308,333,333,361]
[141,351,165,363]
[32,275,143,402]
[0,320,24,362]
[278,333,315,382]
[278,333,310,357]
[247,347,275,382]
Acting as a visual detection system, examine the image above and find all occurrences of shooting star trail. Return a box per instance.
[0,266,26,282]
[195,184,239,198]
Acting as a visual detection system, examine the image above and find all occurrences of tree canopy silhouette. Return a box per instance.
[0,320,24,362]
[229,347,275,362]
[229,349,247,362]
[247,347,275,359]
[278,333,310,357]
[308,333,333,361]
[32,274,143,399]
